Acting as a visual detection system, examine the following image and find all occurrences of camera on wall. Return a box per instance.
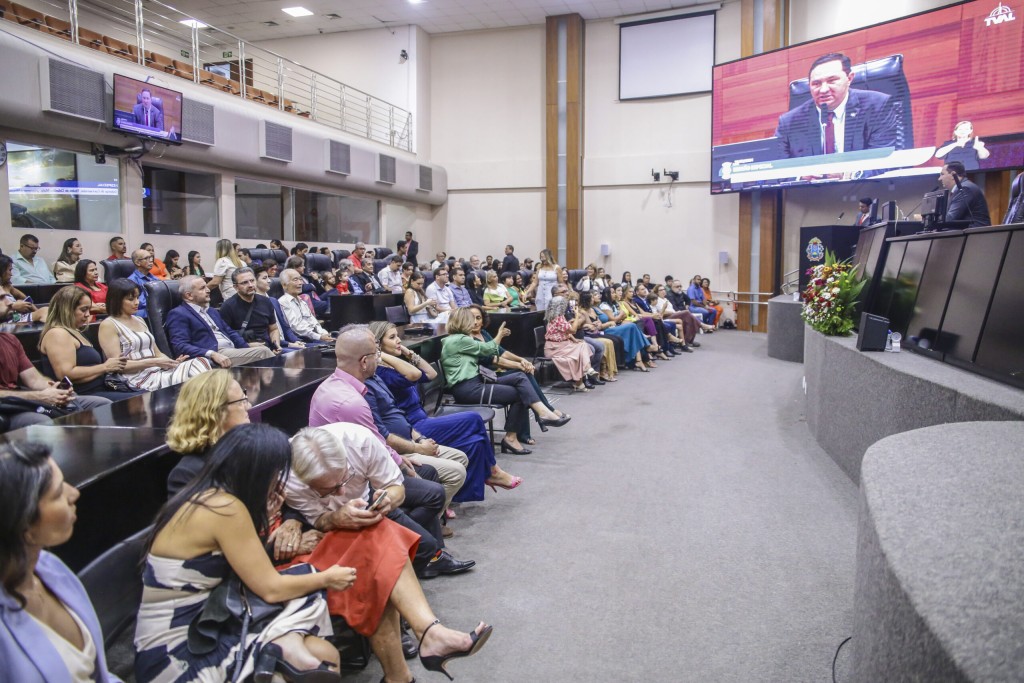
[399,49,409,62]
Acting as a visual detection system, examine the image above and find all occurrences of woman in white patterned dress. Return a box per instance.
[528,249,561,313]
[98,279,211,391]
[135,424,354,683]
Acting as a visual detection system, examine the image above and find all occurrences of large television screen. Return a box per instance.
[112,74,183,143]
[710,1,1024,194]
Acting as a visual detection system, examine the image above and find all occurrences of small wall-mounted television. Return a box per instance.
[111,74,183,144]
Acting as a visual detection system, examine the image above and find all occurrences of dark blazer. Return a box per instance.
[775,89,899,158]
[165,303,248,357]
[501,254,520,275]
[405,239,419,265]
[946,179,992,228]
[132,103,163,130]
[267,295,302,344]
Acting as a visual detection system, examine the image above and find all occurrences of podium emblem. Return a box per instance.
[806,237,826,262]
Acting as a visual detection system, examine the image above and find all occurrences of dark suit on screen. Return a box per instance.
[946,179,991,228]
[774,89,900,158]
[164,303,248,358]
[132,103,163,130]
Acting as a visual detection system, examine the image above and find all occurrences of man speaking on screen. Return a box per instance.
[132,89,163,131]
[774,53,899,159]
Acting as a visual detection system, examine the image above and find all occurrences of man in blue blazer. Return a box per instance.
[775,53,901,159]
[255,264,307,351]
[165,275,275,367]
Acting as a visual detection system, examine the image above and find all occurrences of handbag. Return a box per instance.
[0,396,75,419]
[478,365,499,383]
[103,375,137,392]
[187,572,285,658]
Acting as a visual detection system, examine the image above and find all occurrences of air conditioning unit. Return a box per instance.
[417,164,433,192]
[325,140,351,175]
[377,153,396,184]
[259,121,292,162]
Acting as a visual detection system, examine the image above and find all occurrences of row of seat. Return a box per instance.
[0,1,310,116]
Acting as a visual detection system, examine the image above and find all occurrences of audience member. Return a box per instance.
[309,326,476,580]
[430,251,447,270]
[219,268,285,353]
[522,257,534,271]
[621,271,633,288]
[448,268,473,309]
[370,321,522,500]
[279,269,333,343]
[210,238,243,301]
[527,249,560,312]
[578,291,619,382]
[405,271,444,324]
[544,295,597,392]
[501,272,522,307]
[165,275,276,366]
[255,265,305,350]
[701,277,724,328]
[482,271,512,309]
[1,255,46,323]
[163,250,184,279]
[632,284,682,356]
[500,245,520,275]
[135,424,344,683]
[575,263,605,294]
[598,286,652,371]
[651,283,700,347]
[425,267,455,313]
[512,272,530,305]
[98,279,211,391]
[349,257,384,295]
[687,275,716,326]
[52,238,83,283]
[139,243,167,280]
[72,260,107,319]
[621,284,670,361]
[468,255,482,271]
[238,248,254,267]
[270,238,285,252]
[12,234,55,285]
[403,231,419,266]
[0,298,110,431]
[126,249,159,318]
[0,442,122,682]
[107,236,128,261]
[378,255,405,294]
[38,286,136,401]
[184,250,204,277]
[350,242,366,271]
[441,308,569,455]
[285,424,493,680]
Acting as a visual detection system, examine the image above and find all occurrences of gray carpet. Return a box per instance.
[351,330,860,682]
[110,331,860,682]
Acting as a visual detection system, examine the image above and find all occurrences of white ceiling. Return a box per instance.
[151,0,711,42]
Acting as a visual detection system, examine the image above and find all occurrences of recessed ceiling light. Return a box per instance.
[179,18,208,28]
[282,7,314,17]
[408,0,424,4]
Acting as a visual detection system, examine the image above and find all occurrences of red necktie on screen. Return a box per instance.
[824,112,836,154]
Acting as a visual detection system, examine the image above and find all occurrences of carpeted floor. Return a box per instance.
[349,330,861,682]
[110,330,860,682]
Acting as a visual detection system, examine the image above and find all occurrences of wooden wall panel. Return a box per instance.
[737,193,753,330]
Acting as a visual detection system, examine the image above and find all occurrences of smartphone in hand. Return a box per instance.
[368,492,388,512]
[56,376,74,392]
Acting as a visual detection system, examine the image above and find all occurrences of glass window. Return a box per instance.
[7,142,121,232]
[235,177,379,244]
[142,165,220,236]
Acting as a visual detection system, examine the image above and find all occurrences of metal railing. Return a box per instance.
[780,267,801,295]
[727,290,775,307]
[30,0,414,151]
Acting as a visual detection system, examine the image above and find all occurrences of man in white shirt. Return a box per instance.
[279,268,333,343]
[425,268,455,312]
[164,275,275,365]
[377,255,405,294]
[12,234,56,285]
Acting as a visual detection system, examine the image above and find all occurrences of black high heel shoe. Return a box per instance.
[418,619,494,681]
[537,414,571,428]
[500,438,532,455]
[254,643,341,683]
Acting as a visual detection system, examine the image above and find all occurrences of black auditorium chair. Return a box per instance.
[566,269,587,289]
[385,305,410,325]
[17,283,65,305]
[518,269,533,288]
[248,248,287,265]
[422,361,501,446]
[208,280,224,308]
[268,276,284,299]
[532,325,573,393]
[333,249,351,267]
[373,259,388,274]
[788,54,913,150]
[374,247,392,260]
[144,280,181,357]
[77,526,151,648]
[100,258,136,282]
[305,252,333,274]
[422,269,435,288]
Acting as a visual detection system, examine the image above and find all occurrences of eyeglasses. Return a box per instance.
[316,471,354,498]
[223,390,251,407]
[361,349,382,362]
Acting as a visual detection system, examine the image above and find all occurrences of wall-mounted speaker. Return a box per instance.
[856,312,889,352]
[600,243,611,256]
[39,58,105,122]
[182,99,215,145]
[719,251,730,265]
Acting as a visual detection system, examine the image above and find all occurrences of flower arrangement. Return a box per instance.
[801,250,865,336]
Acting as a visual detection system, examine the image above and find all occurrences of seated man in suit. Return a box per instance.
[165,275,275,367]
[132,89,163,130]
[939,161,991,228]
[254,264,305,351]
[775,53,899,159]
[348,258,385,295]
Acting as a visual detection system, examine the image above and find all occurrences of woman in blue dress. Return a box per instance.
[597,285,653,371]
[369,321,522,500]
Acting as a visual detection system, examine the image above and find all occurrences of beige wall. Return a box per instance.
[788,0,961,43]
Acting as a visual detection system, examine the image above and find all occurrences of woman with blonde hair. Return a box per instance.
[209,239,243,300]
[526,248,560,313]
[38,286,132,401]
[482,270,512,309]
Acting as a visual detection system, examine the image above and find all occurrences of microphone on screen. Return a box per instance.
[819,105,830,125]
[835,211,845,221]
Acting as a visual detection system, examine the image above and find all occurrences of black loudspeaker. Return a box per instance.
[857,312,890,352]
